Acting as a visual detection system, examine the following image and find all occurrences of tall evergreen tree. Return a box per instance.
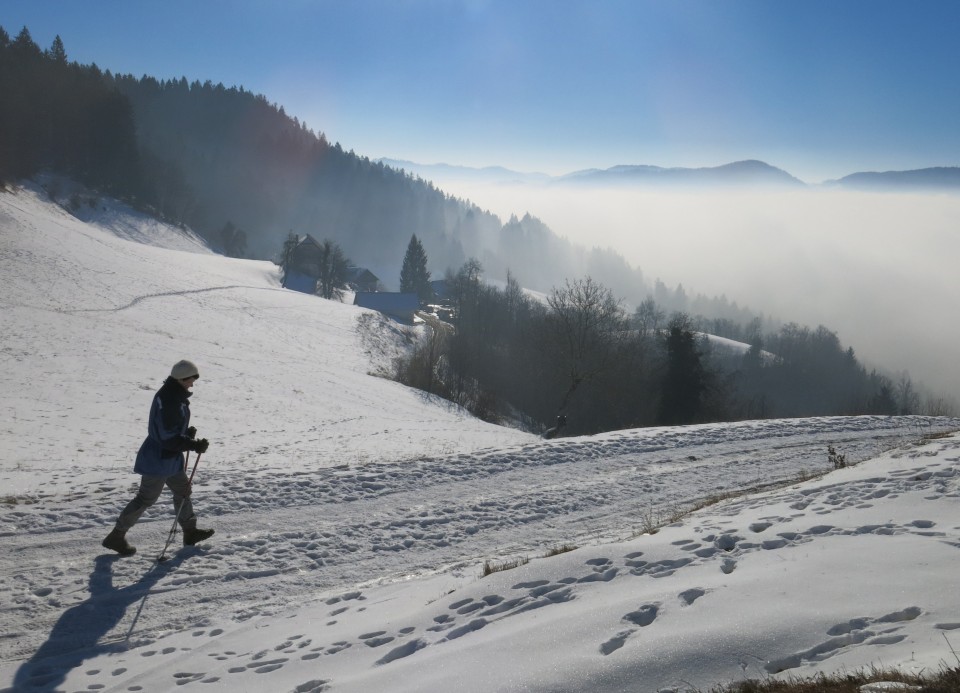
[48,35,67,64]
[658,314,707,425]
[11,26,41,59]
[399,234,432,302]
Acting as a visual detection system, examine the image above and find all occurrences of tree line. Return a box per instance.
[0,24,689,312]
[395,263,946,435]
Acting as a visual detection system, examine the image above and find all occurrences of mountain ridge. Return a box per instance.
[826,166,960,191]
[559,159,804,187]
[379,158,960,191]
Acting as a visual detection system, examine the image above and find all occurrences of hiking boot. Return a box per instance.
[102,528,137,556]
[183,526,215,546]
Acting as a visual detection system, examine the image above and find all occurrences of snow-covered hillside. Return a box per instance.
[2,183,960,693]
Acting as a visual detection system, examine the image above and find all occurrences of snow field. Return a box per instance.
[2,183,960,692]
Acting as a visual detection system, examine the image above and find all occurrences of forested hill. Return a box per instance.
[108,73,498,271]
[0,25,653,297]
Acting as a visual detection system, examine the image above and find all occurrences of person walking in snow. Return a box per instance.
[102,359,214,556]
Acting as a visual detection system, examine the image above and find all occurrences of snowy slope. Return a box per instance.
[1,183,960,693]
[0,182,532,496]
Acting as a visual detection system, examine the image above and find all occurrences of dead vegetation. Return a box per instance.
[710,663,960,693]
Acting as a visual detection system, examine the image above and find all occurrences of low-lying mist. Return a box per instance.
[438,180,960,402]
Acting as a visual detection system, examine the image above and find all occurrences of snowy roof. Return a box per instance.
[353,291,420,318]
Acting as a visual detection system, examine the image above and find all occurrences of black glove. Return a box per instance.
[187,426,197,439]
[192,438,210,454]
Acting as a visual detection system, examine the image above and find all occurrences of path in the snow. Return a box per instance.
[0,415,954,664]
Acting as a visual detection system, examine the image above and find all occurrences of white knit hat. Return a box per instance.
[171,359,200,380]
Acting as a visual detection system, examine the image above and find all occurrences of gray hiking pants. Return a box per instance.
[115,470,196,532]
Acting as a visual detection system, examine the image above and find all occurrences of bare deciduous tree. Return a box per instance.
[316,239,349,300]
[546,277,628,412]
[896,374,920,415]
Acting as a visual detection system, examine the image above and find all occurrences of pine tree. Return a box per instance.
[658,315,707,425]
[11,26,42,59]
[48,35,67,64]
[400,234,432,303]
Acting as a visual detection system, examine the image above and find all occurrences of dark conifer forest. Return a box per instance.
[0,27,141,198]
[0,25,948,433]
[1,25,658,301]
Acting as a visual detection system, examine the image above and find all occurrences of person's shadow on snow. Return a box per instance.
[12,550,186,692]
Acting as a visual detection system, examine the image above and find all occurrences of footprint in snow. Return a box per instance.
[679,588,706,606]
[623,603,659,627]
[599,603,659,655]
[359,631,394,648]
[444,618,488,641]
[172,671,206,685]
[765,606,922,674]
[375,638,428,665]
[599,630,632,655]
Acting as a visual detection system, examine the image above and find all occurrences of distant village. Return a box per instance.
[280,233,453,324]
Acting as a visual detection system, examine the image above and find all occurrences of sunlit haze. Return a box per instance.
[3,0,959,397]
[434,181,959,394]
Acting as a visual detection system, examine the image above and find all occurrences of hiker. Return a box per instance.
[102,360,214,556]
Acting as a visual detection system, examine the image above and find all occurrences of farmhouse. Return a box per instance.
[282,234,379,295]
[346,266,380,293]
[281,234,324,294]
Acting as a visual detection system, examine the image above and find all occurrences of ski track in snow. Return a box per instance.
[10,428,956,693]
[224,433,960,690]
[0,415,954,668]
[61,284,289,314]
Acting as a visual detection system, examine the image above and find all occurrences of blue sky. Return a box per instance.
[3,0,959,182]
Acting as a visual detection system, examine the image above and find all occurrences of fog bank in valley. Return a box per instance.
[438,180,960,402]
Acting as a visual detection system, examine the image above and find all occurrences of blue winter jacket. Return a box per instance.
[134,377,194,476]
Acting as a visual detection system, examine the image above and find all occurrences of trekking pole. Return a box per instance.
[157,451,202,563]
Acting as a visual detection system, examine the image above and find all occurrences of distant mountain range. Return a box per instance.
[560,160,804,187]
[379,158,960,192]
[378,159,552,185]
[825,166,960,191]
